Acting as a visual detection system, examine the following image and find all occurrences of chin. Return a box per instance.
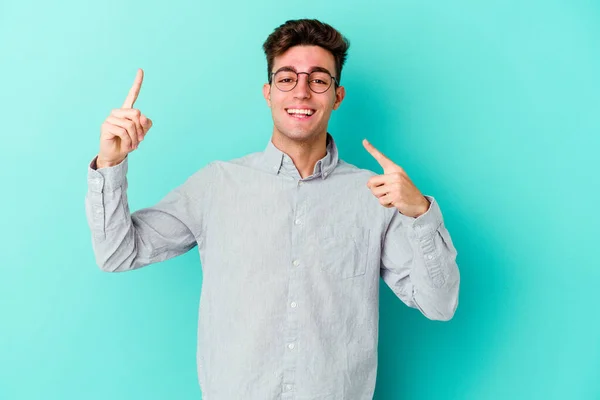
[275,122,326,141]
[280,129,322,142]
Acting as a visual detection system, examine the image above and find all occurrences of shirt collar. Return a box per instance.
[261,133,339,179]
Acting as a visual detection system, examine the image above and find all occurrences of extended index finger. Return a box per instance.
[122,68,144,109]
[362,138,393,169]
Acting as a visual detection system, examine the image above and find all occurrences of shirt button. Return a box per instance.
[288,343,295,350]
[294,219,301,225]
[285,384,293,391]
[292,260,300,267]
[426,254,434,260]
[290,301,297,308]
[298,181,304,186]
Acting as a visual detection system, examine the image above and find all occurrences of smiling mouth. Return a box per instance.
[286,108,316,120]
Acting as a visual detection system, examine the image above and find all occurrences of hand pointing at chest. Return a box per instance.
[363,139,430,218]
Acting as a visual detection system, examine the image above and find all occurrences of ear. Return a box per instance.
[332,85,346,110]
[263,83,272,107]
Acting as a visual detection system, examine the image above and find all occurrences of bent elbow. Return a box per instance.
[94,247,139,273]
[417,281,460,322]
[429,298,458,321]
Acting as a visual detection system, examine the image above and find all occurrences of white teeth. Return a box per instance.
[287,109,314,116]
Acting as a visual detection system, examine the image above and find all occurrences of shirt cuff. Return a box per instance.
[399,196,446,287]
[397,196,442,235]
[87,155,128,193]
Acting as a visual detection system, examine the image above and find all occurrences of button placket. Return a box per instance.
[281,177,306,397]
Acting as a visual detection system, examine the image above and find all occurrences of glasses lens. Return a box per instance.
[272,70,334,93]
[273,71,297,91]
[308,72,332,93]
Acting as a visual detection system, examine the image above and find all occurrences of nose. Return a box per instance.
[292,73,311,99]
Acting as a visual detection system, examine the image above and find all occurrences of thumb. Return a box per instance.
[141,115,153,132]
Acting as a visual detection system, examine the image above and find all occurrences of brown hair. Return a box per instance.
[262,19,350,85]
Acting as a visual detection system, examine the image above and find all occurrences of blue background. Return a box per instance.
[1,0,599,398]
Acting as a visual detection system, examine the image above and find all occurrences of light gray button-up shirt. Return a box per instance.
[85,133,459,400]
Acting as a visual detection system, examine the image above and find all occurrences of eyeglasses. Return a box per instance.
[270,69,339,94]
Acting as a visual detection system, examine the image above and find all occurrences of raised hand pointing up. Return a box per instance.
[363,139,430,218]
[97,69,153,168]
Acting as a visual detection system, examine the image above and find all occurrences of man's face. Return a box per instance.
[263,45,345,143]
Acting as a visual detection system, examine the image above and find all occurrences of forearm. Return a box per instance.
[85,156,198,272]
[405,198,460,320]
[86,156,144,272]
[381,196,460,321]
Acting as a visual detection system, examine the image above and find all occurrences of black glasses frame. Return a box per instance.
[269,70,339,94]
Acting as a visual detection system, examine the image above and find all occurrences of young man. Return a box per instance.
[86,19,459,400]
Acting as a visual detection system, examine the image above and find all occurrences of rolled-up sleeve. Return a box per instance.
[84,156,212,272]
[379,195,460,321]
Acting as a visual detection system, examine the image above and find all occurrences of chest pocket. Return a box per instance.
[316,226,370,279]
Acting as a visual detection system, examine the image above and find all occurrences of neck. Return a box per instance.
[271,131,328,179]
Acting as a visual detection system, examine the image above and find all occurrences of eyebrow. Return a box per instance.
[274,65,334,76]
